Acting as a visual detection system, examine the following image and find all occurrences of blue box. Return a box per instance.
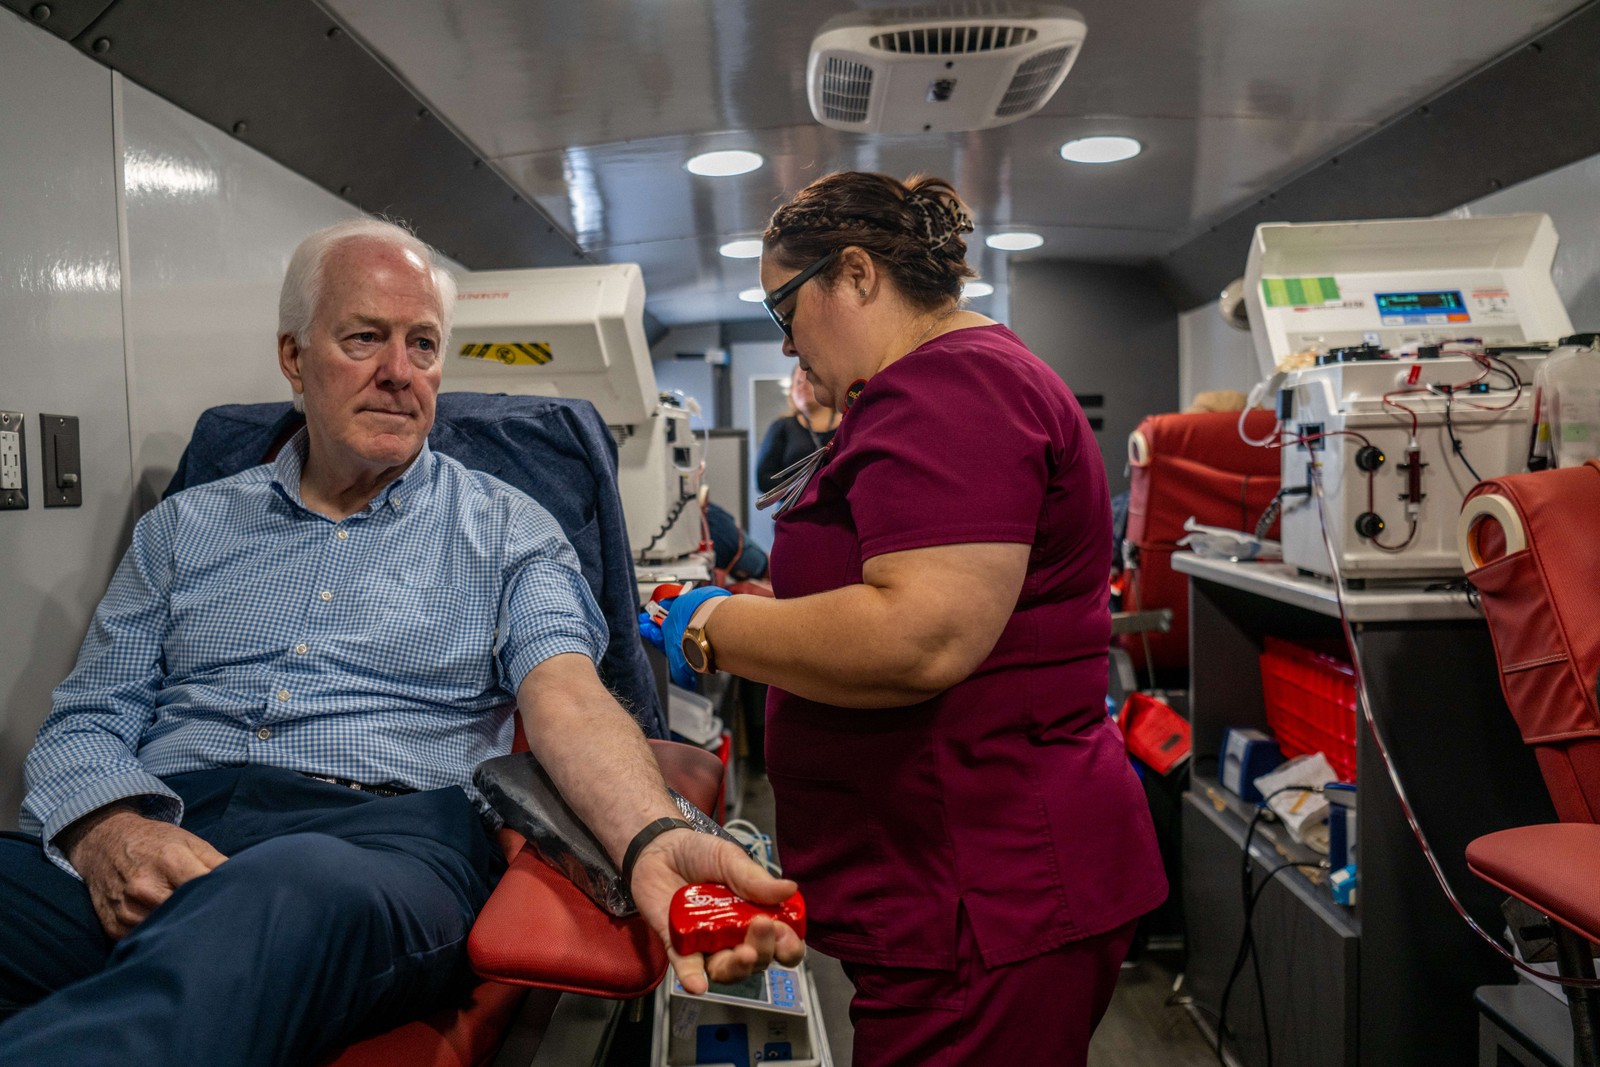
[1221,727,1284,804]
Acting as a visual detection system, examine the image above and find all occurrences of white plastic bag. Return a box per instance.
[1253,752,1337,853]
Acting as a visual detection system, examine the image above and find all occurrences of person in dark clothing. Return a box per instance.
[755,364,840,494]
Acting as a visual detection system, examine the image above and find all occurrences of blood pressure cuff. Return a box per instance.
[474,751,733,916]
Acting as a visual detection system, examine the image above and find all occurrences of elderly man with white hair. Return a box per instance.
[0,219,801,1067]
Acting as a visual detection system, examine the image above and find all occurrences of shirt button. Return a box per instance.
[336,529,349,541]
[277,689,290,701]
[256,727,272,740]
[295,643,308,655]
[319,590,333,602]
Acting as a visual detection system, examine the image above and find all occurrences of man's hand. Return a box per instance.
[630,828,805,995]
[58,802,228,940]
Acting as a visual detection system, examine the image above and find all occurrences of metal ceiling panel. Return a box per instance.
[1155,0,1600,308]
[324,0,1590,324]
[65,0,584,271]
[0,0,116,40]
[36,0,1596,326]
[1039,0,1581,124]
[325,0,1585,147]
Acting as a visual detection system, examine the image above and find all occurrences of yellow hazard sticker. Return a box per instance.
[458,342,554,366]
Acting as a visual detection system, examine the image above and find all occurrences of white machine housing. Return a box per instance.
[651,961,827,1067]
[447,265,702,562]
[806,4,1086,133]
[1243,215,1574,582]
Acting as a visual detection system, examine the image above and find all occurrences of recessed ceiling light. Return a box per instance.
[1060,136,1142,164]
[719,239,764,259]
[963,281,994,298]
[686,150,763,177]
[738,287,766,303]
[985,232,1044,251]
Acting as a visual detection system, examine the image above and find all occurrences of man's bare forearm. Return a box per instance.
[515,654,682,866]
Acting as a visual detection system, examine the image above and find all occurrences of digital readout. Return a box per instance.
[1374,291,1467,314]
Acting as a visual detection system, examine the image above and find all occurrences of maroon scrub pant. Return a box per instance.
[843,912,1138,1067]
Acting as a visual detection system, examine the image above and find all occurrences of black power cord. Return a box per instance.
[1213,785,1328,1067]
[635,488,696,562]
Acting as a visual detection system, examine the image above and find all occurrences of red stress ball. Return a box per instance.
[668,883,807,957]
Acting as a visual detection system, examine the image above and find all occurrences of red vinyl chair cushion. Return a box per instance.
[323,739,725,1065]
[315,981,530,1067]
[1121,410,1281,671]
[1467,824,1600,945]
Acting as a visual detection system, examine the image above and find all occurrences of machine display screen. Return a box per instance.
[1374,290,1470,322]
[703,974,768,1003]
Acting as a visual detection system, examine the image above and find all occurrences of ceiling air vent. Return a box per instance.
[869,25,1039,54]
[806,4,1086,134]
[820,56,875,124]
[995,45,1074,116]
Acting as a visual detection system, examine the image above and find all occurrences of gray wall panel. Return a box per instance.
[1458,149,1600,332]
[1178,300,1262,407]
[0,11,386,832]
[119,75,357,511]
[1008,261,1180,495]
[0,12,131,830]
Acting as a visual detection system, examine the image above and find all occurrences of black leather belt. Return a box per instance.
[300,773,415,798]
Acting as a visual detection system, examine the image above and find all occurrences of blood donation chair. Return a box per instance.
[167,394,714,1067]
[1458,462,1600,1066]
[1120,410,1281,686]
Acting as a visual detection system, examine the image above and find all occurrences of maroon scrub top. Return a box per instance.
[766,324,1167,969]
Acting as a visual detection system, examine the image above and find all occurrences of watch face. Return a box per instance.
[681,632,708,672]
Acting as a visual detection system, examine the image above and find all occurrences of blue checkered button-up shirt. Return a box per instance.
[22,429,607,867]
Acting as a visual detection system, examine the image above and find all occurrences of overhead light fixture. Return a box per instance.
[963,281,994,298]
[719,239,764,259]
[1060,136,1142,164]
[686,150,763,177]
[738,287,766,303]
[986,232,1043,251]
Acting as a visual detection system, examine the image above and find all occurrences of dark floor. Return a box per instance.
[734,768,1220,1067]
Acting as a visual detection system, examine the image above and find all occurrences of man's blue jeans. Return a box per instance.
[0,765,504,1067]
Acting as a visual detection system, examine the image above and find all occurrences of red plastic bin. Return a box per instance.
[1258,636,1358,781]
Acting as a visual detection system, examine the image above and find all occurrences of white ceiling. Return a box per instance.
[323,0,1584,326]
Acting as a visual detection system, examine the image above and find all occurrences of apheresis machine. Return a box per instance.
[1242,214,1574,583]
[446,264,704,569]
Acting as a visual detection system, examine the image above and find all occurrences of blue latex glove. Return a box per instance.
[663,586,732,690]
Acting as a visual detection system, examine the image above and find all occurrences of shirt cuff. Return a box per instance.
[40,771,184,878]
[503,633,606,696]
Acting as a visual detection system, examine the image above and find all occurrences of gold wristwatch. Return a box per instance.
[680,623,716,674]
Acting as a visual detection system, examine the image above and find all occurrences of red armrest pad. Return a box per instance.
[1467,824,1600,945]
[469,847,667,998]
[466,740,725,998]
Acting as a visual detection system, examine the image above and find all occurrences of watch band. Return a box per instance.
[621,816,693,890]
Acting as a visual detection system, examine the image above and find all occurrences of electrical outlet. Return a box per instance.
[0,411,26,509]
[0,429,19,489]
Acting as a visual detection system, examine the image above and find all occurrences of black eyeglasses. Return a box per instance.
[763,250,838,341]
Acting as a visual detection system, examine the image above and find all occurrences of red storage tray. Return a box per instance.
[1258,636,1358,781]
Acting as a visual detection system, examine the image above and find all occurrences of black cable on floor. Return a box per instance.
[1214,858,1326,1066]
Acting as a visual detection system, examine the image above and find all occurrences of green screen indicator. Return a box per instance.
[1261,277,1341,307]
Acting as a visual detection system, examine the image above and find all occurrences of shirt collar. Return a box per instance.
[269,428,437,515]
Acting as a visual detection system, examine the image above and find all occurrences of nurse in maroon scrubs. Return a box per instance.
[665,172,1167,1066]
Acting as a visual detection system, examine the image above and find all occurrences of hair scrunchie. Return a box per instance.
[906,192,975,251]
